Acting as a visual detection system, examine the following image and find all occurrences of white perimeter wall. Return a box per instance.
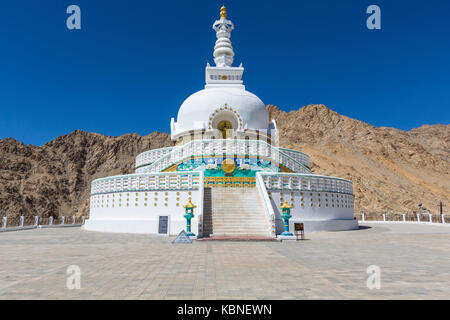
[84,189,203,235]
[268,190,358,233]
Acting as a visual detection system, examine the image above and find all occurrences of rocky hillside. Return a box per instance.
[268,104,449,216]
[0,131,173,219]
[0,104,448,220]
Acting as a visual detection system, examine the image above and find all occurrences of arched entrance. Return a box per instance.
[217,120,233,139]
[209,105,242,139]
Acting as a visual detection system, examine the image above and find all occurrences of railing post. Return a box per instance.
[417,214,421,223]
[382,213,386,222]
[428,214,433,223]
[61,216,65,225]
[49,216,53,226]
[82,216,85,224]
[402,213,406,222]
[72,216,76,225]
[2,217,6,229]
[362,213,365,221]
[19,216,24,228]
[34,216,38,227]
[442,214,445,224]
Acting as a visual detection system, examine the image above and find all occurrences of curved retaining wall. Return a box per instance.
[258,172,358,233]
[85,172,204,235]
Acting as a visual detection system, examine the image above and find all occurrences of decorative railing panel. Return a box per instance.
[135,140,311,175]
[135,147,174,168]
[91,172,202,195]
[259,172,354,195]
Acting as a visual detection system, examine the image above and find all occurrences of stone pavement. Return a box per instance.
[0,223,449,299]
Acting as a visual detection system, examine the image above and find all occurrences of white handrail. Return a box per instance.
[255,172,276,237]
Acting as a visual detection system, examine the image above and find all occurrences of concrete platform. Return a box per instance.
[0,223,449,299]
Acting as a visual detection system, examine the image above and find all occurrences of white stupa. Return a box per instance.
[84,6,358,236]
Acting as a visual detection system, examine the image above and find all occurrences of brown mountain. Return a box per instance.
[268,104,449,216]
[0,104,448,221]
[0,131,173,219]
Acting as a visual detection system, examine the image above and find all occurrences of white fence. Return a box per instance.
[135,139,311,174]
[1,216,85,232]
[91,172,202,195]
[360,212,448,225]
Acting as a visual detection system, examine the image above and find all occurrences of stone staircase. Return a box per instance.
[202,187,270,237]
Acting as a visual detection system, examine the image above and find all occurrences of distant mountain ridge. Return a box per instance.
[0,104,448,220]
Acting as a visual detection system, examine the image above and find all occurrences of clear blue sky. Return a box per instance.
[0,0,449,146]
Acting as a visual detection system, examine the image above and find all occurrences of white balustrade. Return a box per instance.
[91,172,202,195]
[135,147,174,168]
[255,172,276,237]
[259,172,353,195]
[135,139,310,174]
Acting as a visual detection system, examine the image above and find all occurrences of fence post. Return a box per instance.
[402,213,406,222]
[382,214,386,222]
[428,214,433,223]
[81,216,85,224]
[442,214,445,224]
[19,216,24,228]
[34,216,38,227]
[417,214,421,223]
[61,216,65,225]
[49,216,53,226]
[72,216,76,225]
[362,213,365,221]
[2,217,6,229]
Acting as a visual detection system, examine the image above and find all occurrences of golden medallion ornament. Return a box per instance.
[221,158,236,173]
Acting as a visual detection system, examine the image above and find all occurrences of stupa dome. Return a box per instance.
[172,87,269,137]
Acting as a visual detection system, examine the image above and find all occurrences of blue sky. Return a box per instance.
[0,0,449,146]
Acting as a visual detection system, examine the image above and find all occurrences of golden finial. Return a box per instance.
[183,200,197,209]
[280,200,293,209]
[220,5,227,19]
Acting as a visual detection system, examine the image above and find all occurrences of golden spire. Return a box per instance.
[220,5,227,19]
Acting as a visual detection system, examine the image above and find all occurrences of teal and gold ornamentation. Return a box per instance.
[280,200,293,236]
[183,200,196,236]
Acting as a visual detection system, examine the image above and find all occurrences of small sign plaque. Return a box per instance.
[158,216,168,234]
[173,230,192,244]
[294,223,305,240]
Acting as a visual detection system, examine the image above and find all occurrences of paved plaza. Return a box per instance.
[0,223,449,299]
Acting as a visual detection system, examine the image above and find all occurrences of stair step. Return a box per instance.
[203,187,270,237]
